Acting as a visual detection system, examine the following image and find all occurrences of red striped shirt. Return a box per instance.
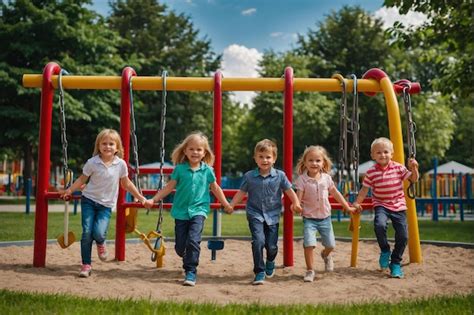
[362,161,411,211]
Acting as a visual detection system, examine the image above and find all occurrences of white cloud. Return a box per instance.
[241,8,256,16]
[221,44,263,105]
[374,7,428,29]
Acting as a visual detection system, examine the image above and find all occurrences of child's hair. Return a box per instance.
[93,129,124,158]
[370,137,394,152]
[254,139,278,158]
[296,145,332,175]
[171,131,215,166]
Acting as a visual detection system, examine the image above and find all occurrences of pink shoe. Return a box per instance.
[79,264,92,278]
[97,243,108,261]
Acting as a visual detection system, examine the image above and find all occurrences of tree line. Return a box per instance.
[0,0,471,185]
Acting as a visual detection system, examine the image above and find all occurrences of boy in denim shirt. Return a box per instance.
[229,139,302,284]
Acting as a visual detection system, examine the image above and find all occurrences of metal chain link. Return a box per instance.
[152,70,168,262]
[349,74,360,192]
[333,75,348,189]
[58,69,73,189]
[402,84,417,199]
[128,77,141,194]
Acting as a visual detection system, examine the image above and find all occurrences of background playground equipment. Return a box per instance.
[23,62,422,268]
[414,159,474,221]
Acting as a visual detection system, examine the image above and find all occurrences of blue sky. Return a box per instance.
[92,0,384,53]
[91,0,424,104]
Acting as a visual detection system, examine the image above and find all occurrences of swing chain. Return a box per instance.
[401,83,417,199]
[349,74,360,192]
[333,74,348,188]
[151,70,168,262]
[58,69,73,189]
[128,77,141,193]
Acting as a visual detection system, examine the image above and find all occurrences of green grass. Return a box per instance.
[1,211,474,243]
[1,289,472,314]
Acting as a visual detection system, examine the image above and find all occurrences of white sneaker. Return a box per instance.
[321,252,334,272]
[303,270,315,282]
[97,243,108,261]
[79,264,92,278]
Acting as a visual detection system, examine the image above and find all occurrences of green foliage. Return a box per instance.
[384,0,474,166]
[1,289,473,314]
[0,0,124,177]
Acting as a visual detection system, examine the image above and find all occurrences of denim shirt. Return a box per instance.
[240,167,292,225]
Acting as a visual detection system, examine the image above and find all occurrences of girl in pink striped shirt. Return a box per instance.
[353,137,419,278]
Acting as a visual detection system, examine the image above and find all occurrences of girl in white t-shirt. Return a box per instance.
[61,129,146,278]
[293,146,356,282]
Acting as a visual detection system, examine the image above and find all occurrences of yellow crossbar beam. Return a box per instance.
[22,74,382,92]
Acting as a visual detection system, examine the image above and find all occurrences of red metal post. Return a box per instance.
[116,67,136,261]
[283,67,294,267]
[213,71,223,184]
[34,62,61,267]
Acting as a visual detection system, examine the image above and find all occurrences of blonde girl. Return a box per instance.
[61,129,147,278]
[144,131,231,286]
[293,145,356,282]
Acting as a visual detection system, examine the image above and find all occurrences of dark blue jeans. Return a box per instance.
[374,206,408,265]
[175,215,205,274]
[80,196,112,265]
[247,216,279,274]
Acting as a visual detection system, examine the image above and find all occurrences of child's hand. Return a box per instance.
[143,199,154,209]
[408,158,419,170]
[291,203,303,214]
[352,202,363,213]
[59,188,72,201]
[346,206,358,213]
[223,204,233,214]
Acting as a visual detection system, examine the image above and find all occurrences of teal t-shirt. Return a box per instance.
[170,162,216,220]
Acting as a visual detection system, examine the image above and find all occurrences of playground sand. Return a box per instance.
[0,240,472,305]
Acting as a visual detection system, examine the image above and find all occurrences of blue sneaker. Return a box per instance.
[265,260,275,278]
[379,251,391,270]
[389,263,404,278]
[253,272,265,285]
[183,271,196,286]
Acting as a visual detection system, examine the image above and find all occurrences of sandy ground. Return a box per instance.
[0,239,473,305]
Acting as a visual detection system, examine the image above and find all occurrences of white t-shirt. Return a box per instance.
[81,155,128,208]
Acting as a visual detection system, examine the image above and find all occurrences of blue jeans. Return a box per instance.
[175,215,205,274]
[247,216,279,274]
[80,196,112,265]
[374,206,408,265]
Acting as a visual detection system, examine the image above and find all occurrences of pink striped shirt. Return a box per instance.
[294,172,334,219]
[362,161,411,211]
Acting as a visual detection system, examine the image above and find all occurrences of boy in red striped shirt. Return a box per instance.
[353,137,419,278]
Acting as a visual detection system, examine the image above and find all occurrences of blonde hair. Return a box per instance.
[296,145,332,175]
[171,131,215,166]
[93,129,124,158]
[254,139,278,158]
[371,137,394,152]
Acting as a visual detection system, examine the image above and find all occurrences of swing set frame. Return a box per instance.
[24,62,421,268]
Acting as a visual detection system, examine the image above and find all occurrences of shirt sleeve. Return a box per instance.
[327,174,335,190]
[82,159,93,177]
[119,159,128,178]
[400,165,411,180]
[207,166,217,184]
[170,164,180,181]
[240,173,249,192]
[294,176,304,191]
[362,174,372,188]
[280,172,292,191]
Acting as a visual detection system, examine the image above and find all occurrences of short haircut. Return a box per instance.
[254,139,277,158]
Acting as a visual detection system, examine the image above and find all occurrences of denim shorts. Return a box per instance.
[303,216,336,248]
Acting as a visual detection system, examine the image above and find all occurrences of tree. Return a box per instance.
[0,0,124,186]
[385,0,473,165]
[107,0,224,168]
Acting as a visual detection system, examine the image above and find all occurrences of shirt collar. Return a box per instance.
[93,155,120,165]
[252,167,277,177]
[374,160,394,171]
[185,161,205,171]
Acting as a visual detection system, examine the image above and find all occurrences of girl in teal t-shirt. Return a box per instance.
[144,131,231,286]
